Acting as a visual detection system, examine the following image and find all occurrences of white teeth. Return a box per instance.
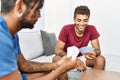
[79,26,83,29]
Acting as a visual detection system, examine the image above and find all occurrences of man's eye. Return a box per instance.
[84,19,88,22]
[77,19,81,22]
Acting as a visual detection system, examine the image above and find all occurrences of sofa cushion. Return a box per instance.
[41,30,57,56]
[31,54,55,62]
[18,31,44,60]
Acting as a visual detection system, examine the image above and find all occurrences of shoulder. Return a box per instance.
[62,24,75,31]
[86,25,97,31]
[59,24,75,38]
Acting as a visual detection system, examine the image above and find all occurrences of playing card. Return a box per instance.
[67,46,79,60]
[67,46,74,58]
[79,47,94,55]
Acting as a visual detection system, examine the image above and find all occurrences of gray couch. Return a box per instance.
[18,30,83,80]
[18,30,120,80]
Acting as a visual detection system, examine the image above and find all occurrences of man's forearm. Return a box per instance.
[36,65,66,80]
[19,61,58,73]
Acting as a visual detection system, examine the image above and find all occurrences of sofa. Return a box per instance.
[18,30,120,80]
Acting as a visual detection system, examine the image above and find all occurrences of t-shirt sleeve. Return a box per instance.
[90,26,100,40]
[58,26,68,43]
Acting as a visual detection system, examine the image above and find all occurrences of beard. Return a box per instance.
[18,17,34,29]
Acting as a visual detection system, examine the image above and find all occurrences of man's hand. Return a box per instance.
[75,58,86,71]
[85,52,97,60]
[57,56,77,71]
[56,56,67,66]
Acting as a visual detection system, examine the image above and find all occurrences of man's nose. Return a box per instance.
[37,12,41,18]
[35,10,41,18]
[80,21,84,25]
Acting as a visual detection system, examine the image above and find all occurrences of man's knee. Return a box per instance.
[96,55,106,65]
[86,55,106,68]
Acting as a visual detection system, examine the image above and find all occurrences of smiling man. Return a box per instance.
[54,5,106,80]
[0,0,77,80]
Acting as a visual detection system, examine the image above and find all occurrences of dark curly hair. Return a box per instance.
[1,0,44,13]
[74,5,90,18]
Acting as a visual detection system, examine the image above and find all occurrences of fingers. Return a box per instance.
[77,66,86,72]
[86,55,95,59]
[57,56,83,71]
[75,59,86,71]
[85,52,96,60]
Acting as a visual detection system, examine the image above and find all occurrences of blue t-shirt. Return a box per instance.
[0,16,21,77]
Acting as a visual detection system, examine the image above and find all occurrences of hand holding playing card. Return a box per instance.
[79,47,97,60]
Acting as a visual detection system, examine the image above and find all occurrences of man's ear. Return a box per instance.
[15,0,27,15]
[15,0,23,13]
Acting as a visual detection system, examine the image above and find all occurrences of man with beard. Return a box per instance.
[0,0,77,80]
[54,5,106,80]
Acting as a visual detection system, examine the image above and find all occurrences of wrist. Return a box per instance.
[94,49,101,56]
[54,62,59,69]
[54,65,66,74]
[59,51,66,57]
[54,62,66,73]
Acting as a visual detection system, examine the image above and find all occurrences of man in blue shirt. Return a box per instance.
[0,0,77,80]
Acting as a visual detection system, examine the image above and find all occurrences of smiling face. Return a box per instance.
[73,6,90,34]
[74,14,89,32]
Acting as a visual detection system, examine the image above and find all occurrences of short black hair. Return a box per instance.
[1,0,44,13]
[74,5,90,18]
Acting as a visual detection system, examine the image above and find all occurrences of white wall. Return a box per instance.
[44,0,71,37]
[44,0,120,55]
